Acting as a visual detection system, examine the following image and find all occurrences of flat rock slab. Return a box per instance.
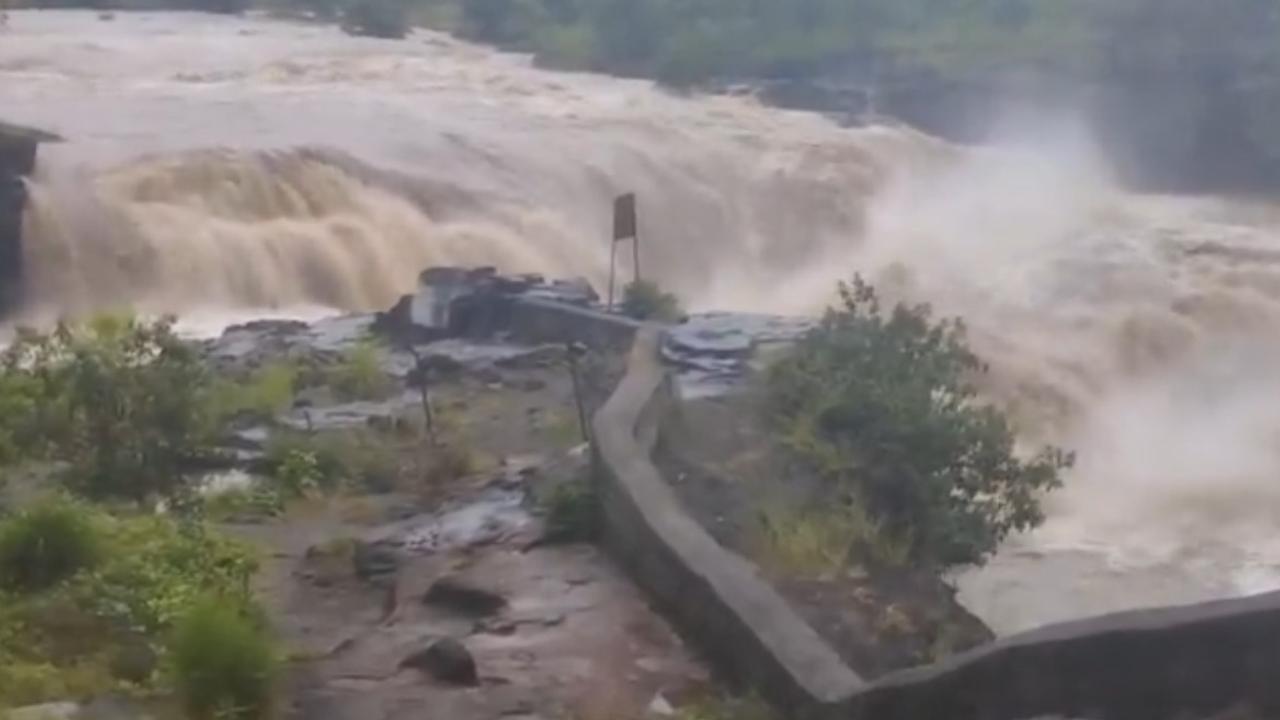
[365,488,533,555]
[663,313,813,398]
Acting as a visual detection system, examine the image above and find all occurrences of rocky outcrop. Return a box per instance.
[375,266,599,345]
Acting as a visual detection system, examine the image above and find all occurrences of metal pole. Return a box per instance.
[566,342,590,443]
[632,234,641,283]
[405,343,436,445]
[607,239,618,311]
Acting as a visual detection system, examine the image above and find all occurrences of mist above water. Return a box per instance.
[7,10,1280,634]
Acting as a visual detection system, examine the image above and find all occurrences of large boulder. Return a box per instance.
[422,575,508,617]
[352,540,400,581]
[400,637,479,686]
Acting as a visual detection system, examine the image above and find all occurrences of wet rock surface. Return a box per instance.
[204,298,707,720]
[376,266,601,345]
[662,313,812,399]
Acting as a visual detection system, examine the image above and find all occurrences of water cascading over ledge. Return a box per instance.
[0,120,60,315]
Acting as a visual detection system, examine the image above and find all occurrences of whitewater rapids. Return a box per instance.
[6,10,1280,634]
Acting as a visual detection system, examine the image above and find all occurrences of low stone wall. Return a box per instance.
[592,325,1280,720]
[509,297,645,351]
[591,328,862,718]
[846,590,1280,720]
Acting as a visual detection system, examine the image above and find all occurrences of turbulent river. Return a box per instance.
[6,10,1280,634]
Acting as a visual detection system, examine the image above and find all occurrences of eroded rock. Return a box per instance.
[352,540,400,581]
[423,575,508,617]
[400,637,479,686]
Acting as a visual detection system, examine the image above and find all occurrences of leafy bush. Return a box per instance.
[542,476,599,543]
[0,315,217,503]
[211,362,299,424]
[273,449,326,498]
[328,341,393,401]
[620,280,683,322]
[79,515,258,635]
[752,500,909,578]
[0,508,259,708]
[767,276,1072,568]
[171,599,278,720]
[0,499,101,593]
[263,428,408,495]
[203,485,285,523]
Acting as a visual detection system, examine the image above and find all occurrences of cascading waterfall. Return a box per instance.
[7,9,1280,634]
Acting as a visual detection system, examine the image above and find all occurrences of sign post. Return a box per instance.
[608,193,639,311]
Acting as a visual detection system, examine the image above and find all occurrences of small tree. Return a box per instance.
[768,276,1072,568]
[621,279,683,322]
[1,315,216,503]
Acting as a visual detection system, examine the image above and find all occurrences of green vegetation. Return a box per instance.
[0,316,218,503]
[620,279,683,323]
[674,693,775,720]
[202,484,286,523]
[767,277,1072,569]
[379,0,1280,90]
[539,407,585,449]
[171,600,278,720]
[211,361,300,424]
[264,428,393,495]
[0,503,262,708]
[752,501,909,578]
[541,475,599,543]
[0,498,100,593]
[327,340,393,402]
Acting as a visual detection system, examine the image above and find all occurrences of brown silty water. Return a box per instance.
[7,9,1280,635]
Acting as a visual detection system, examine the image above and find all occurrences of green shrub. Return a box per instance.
[0,499,101,592]
[210,362,299,424]
[203,485,285,523]
[676,693,775,720]
[171,599,278,720]
[0,658,115,709]
[768,276,1073,568]
[542,476,599,543]
[328,341,393,402]
[752,500,910,579]
[80,516,258,635]
[273,449,325,498]
[0,510,260,708]
[0,315,217,503]
[620,280,683,322]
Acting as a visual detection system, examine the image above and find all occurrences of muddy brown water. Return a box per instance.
[8,10,1280,634]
